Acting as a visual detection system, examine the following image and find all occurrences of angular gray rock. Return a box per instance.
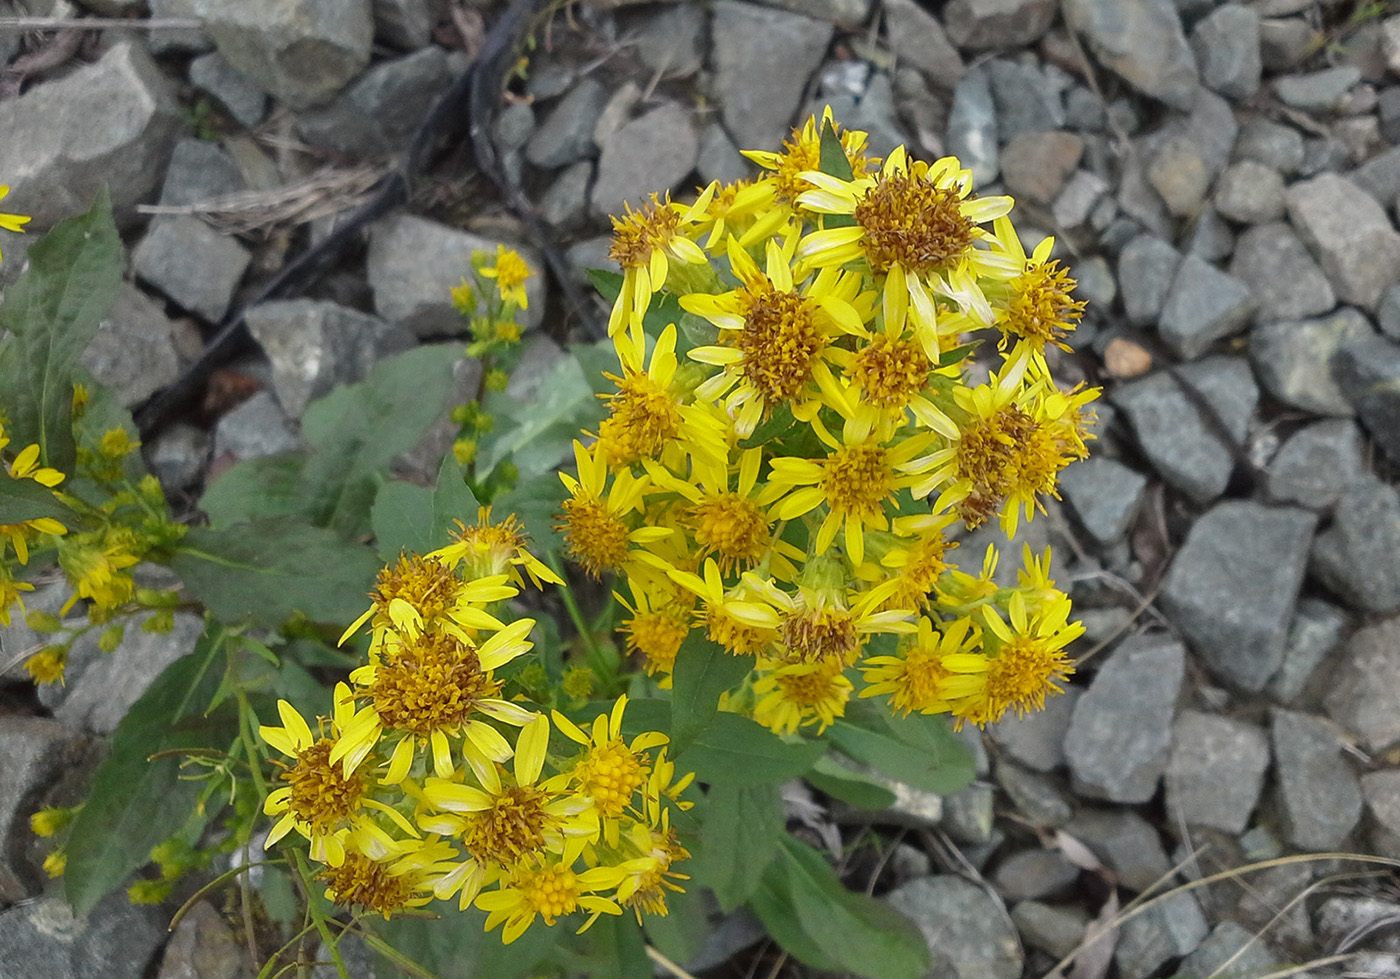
[147,422,210,493]
[373,0,444,50]
[1052,169,1109,228]
[366,215,545,336]
[1269,597,1348,704]
[1114,892,1209,979]
[591,103,699,218]
[1351,143,1400,207]
[1057,457,1147,547]
[245,299,414,419]
[1228,222,1336,322]
[189,52,267,128]
[1362,769,1400,860]
[525,77,610,168]
[212,391,302,462]
[80,284,180,409]
[1275,65,1362,111]
[882,0,964,87]
[885,876,1022,979]
[948,68,999,185]
[297,47,453,157]
[1234,115,1305,174]
[1111,362,1253,504]
[1263,419,1365,509]
[711,1,834,150]
[1379,283,1400,341]
[994,760,1074,826]
[990,848,1079,902]
[1117,234,1181,326]
[1190,4,1262,98]
[1271,709,1363,851]
[1166,710,1270,833]
[1214,160,1285,223]
[155,900,248,979]
[0,41,182,229]
[1011,901,1089,959]
[1157,255,1256,359]
[999,131,1082,206]
[1064,635,1184,803]
[987,59,1067,144]
[1062,0,1200,110]
[1146,135,1210,217]
[697,122,751,185]
[1311,477,1400,614]
[158,138,246,209]
[133,217,251,324]
[945,0,1056,49]
[631,2,706,78]
[1159,502,1316,691]
[38,611,203,735]
[0,891,167,979]
[0,717,90,903]
[1063,807,1172,892]
[1323,618,1400,753]
[1178,921,1281,979]
[988,687,1078,772]
[1286,173,1400,311]
[1250,307,1375,416]
[538,161,593,231]
[1332,333,1400,461]
[942,783,995,845]
[197,0,374,110]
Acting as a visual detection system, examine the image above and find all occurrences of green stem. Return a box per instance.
[548,555,605,668]
[292,850,350,979]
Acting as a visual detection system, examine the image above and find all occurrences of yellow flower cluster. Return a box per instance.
[0,419,68,627]
[563,109,1098,734]
[261,511,693,942]
[0,183,30,262]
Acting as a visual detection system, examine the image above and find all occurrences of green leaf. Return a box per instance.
[676,712,824,788]
[752,836,930,979]
[170,518,380,628]
[827,702,974,795]
[371,457,480,560]
[669,632,752,753]
[0,189,123,473]
[738,402,796,449]
[199,454,310,527]
[586,268,623,305]
[491,466,567,549]
[300,344,457,537]
[559,913,649,979]
[693,782,783,910]
[371,899,556,979]
[642,882,708,967]
[805,753,898,809]
[64,623,235,915]
[477,351,603,480]
[818,118,856,181]
[0,473,78,524]
[936,339,981,368]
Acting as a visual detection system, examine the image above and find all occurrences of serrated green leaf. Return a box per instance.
[827,702,974,795]
[675,712,824,788]
[0,474,78,524]
[805,753,898,809]
[199,454,310,527]
[753,836,930,979]
[669,632,752,753]
[64,623,235,916]
[0,190,123,473]
[371,457,479,560]
[299,344,456,537]
[693,782,783,910]
[477,352,603,480]
[169,518,380,628]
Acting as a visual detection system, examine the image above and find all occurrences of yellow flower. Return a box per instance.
[557,440,670,578]
[57,528,142,614]
[913,356,1097,535]
[759,416,937,567]
[746,570,917,668]
[606,191,711,339]
[753,656,852,734]
[987,216,1086,371]
[665,558,781,656]
[334,617,538,783]
[318,837,455,919]
[25,647,66,685]
[0,184,30,261]
[796,147,1015,360]
[615,575,693,679]
[611,808,691,922]
[859,615,982,716]
[479,244,532,309]
[950,591,1082,727]
[43,848,66,878]
[681,234,869,437]
[430,507,563,590]
[854,513,958,612]
[30,805,76,838]
[337,556,514,653]
[744,108,878,207]
[477,857,626,944]
[1,432,68,564]
[420,715,599,908]
[551,695,668,846]
[597,323,727,469]
[691,177,782,251]
[0,563,35,627]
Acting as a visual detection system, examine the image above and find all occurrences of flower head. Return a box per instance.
[479,244,532,309]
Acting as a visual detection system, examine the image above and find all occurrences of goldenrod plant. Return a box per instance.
[2,109,1099,979]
